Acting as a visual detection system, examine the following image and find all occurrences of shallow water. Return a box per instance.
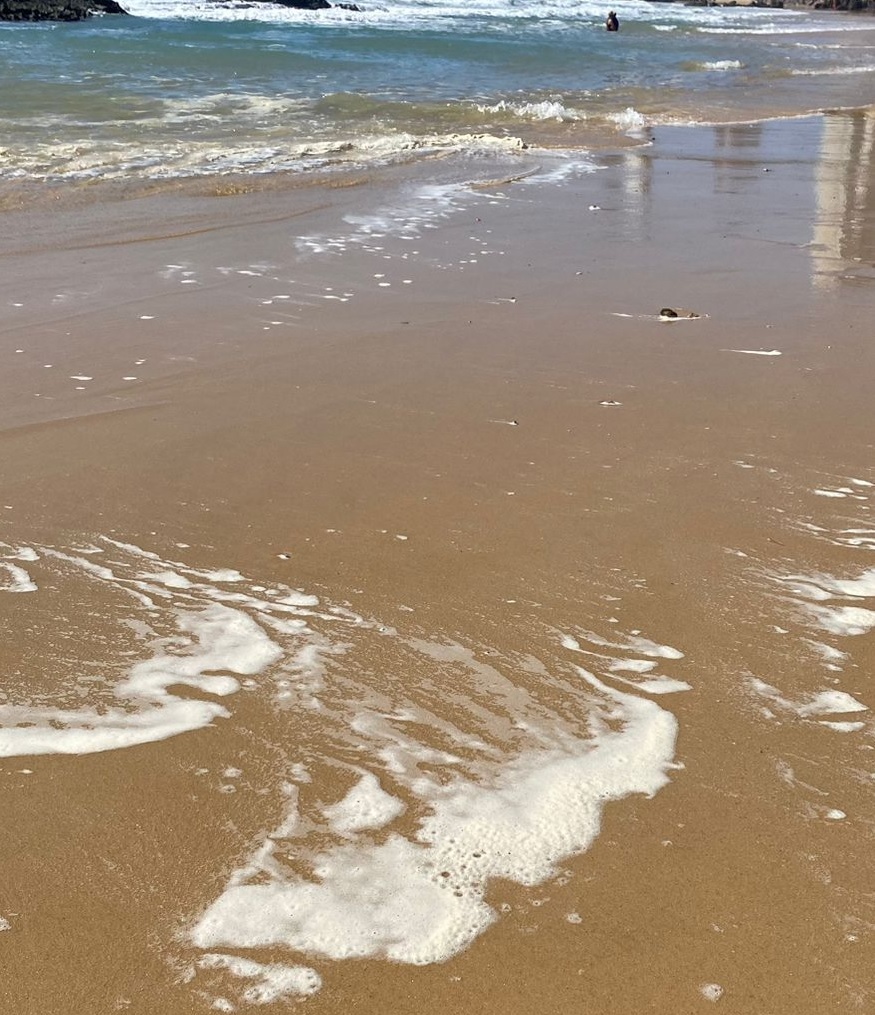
[1,0,875,186]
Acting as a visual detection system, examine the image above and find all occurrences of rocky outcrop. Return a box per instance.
[0,0,358,19]
[807,0,875,9]
[0,0,126,18]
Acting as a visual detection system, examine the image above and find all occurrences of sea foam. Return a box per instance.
[0,536,684,999]
[191,666,679,967]
[0,539,347,758]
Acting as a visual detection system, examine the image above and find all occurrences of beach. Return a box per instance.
[2,35,875,1013]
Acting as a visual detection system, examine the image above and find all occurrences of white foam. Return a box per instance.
[776,567,875,636]
[475,99,582,122]
[792,64,875,77]
[694,60,743,71]
[800,690,867,716]
[608,659,657,674]
[807,641,848,667]
[298,178,488,257]
[0,603,280,756]
[0,542,343,758]
[701,983,724,1002]
[607,107,647,132]
[191,666,679,967]
[197,954,321,1004]
[0,548,39,564]
[3,537,683,993]
[0,916,10,932]
[820,721,865,733]
[724,349,782,356]
[323,772,406,834]
[750,679,867,719]
[0,562,37,593]
[809,605,875,637]
[615,677,692,695]
[800,569,875,600]
[566,631,684,660]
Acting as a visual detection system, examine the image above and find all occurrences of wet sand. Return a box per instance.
[2,111,875,1013]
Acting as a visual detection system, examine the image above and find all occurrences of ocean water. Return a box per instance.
[1,0,875,186]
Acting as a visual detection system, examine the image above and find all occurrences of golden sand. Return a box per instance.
[1,112,874,1013]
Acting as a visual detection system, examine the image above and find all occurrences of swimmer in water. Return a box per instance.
[606,10,619,31]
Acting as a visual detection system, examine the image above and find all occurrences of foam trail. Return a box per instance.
[0,542,345,758]
[191,666,678,967]
[777,565,875,637]
[0,561,37,593]
[0,603,281,757]
[750,679,867,719]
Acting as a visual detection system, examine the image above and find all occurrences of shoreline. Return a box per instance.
[2,110,875,1012]
[3,99,875,222]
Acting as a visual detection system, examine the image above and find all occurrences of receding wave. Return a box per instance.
[0,131,529,185]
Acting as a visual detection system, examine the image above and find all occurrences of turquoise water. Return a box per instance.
[1,0,874,184]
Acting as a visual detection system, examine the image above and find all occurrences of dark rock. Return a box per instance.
[270,0,331,8]
[0,0,87,18]
[0,0,127,18]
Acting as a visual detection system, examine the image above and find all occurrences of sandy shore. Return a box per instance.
[1,110,875,1013]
